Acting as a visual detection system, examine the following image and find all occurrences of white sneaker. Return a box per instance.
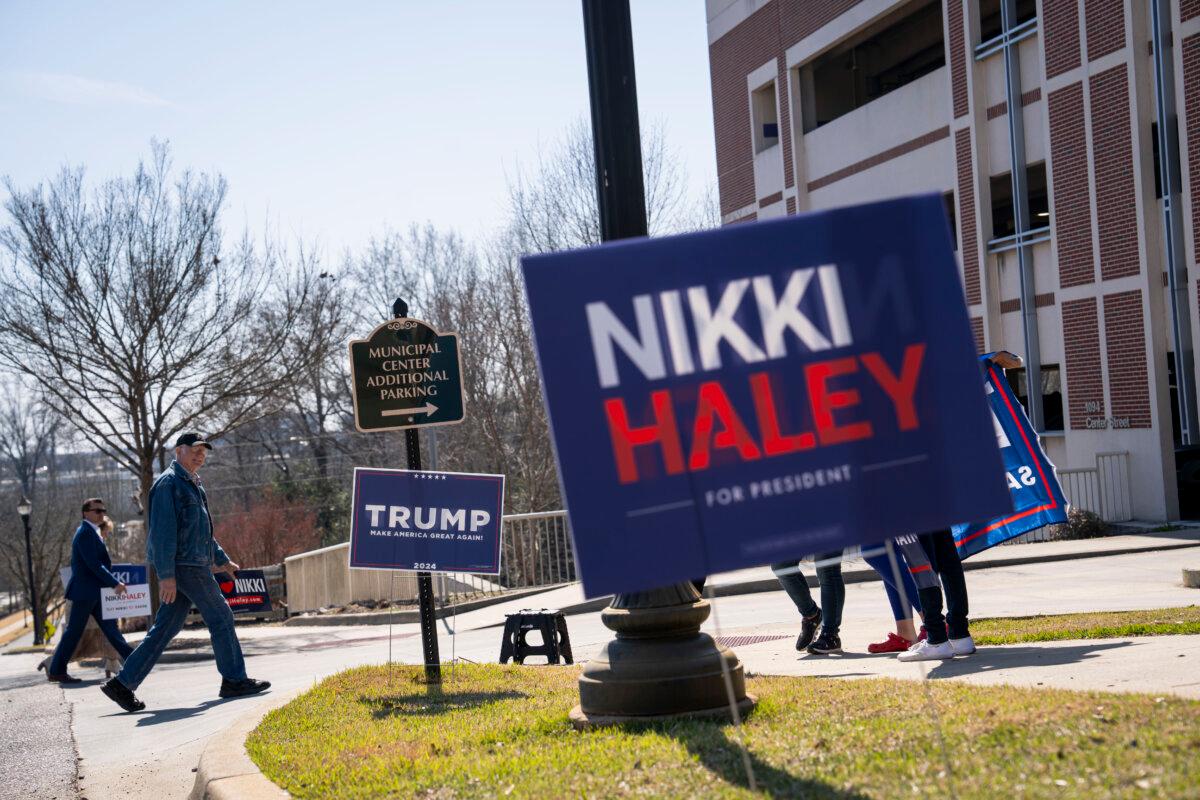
[949,635,976,656]
[897,639,955,662]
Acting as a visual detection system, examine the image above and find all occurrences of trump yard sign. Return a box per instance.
[349,468,505,574]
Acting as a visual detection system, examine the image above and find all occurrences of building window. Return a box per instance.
[1167,352,1195,445]
[978,0,1037,46]
[990,162,1049,240]
[752,82,779,154]
[1151,121,1182,200]
[800,0,945,132]
[943,191,959,250]
[1006,364,1064,432]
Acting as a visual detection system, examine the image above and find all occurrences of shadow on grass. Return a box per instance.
[363,687,528,720]
[616,712,868,799]
[678,727,868,799]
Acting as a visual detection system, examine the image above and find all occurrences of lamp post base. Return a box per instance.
[574,582,756,724]
[569,694,757,730]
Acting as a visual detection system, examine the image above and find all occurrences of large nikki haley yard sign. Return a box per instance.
[522,195,1012,597]
[952,356,1068,559]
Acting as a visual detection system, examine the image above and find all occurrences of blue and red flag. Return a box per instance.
[951,355,1068,559]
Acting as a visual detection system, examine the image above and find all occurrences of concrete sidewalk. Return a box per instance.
[102,526,1200,646]
[544,527,1200,617]
[24,543,1200,800]
[3,531,1197,799]
[737,633,1200,697]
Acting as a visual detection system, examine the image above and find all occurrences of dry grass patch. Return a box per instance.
[972,605,1200,645]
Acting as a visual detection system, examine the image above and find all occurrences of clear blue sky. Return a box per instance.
[0,2,716,254]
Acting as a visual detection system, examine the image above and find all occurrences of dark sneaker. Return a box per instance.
[101,678,145,712]
[806,632,843,655]
[795,609,821,651]
[220,677,271,699]
[47,673,82,684]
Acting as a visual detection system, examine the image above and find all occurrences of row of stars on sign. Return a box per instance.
[409,473,448,480]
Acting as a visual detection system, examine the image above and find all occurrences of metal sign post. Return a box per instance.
[351,297,463,684]
[403,424,442,684]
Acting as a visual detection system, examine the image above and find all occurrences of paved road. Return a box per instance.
[0,660,77,800]
[0,544,1197,798]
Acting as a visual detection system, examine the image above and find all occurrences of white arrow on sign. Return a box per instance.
[381,403,439,418]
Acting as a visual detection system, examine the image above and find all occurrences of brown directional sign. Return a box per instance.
[349,317,465,431]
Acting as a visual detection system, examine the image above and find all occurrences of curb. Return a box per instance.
[189,689,301,800]
[283,584,564,627]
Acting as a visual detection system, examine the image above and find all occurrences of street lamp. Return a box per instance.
[568,0,754,726]
[17,496,40,646]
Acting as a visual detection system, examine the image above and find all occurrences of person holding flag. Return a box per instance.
[896,529,972,661]
[898,351,1068,661]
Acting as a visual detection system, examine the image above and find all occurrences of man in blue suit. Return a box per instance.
[44,498,133,683]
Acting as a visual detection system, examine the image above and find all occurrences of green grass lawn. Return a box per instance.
[248,664,1200,799]
[972,606,1200,645]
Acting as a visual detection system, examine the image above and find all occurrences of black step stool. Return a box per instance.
[498,608,574,665]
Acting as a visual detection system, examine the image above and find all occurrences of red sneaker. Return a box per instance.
[867,632,913,654]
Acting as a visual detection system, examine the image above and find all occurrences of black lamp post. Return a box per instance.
[569,0,754,726]
[17,495,41,646]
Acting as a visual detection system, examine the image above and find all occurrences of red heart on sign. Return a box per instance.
[219,579,234,594]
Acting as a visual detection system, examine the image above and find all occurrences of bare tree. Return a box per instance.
[0,390,55,496]
[506,118,692,254]
[0,143,316,507]
[0,390,61,641]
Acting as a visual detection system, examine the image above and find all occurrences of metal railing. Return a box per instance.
[282,511,577,613]
[1058,451,1133,522]
[499,510,576,589]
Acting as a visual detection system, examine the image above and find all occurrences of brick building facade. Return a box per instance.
[706,0,1200,520]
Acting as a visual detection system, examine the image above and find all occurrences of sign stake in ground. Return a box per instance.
[348,297,472,684]
[405,424,441,684]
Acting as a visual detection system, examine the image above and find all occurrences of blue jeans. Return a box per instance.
[771,561,818,618]
[814,551,844,637]
[116,565,246,691]
[49,598,133,676]
[917,530,970,644]
[772,551,844,635]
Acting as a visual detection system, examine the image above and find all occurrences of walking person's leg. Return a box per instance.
[771,560,821,650]
[175,565,268,697]
[101,593,189,711]
[46,600,93,679]
[807,551,845,654]
[114,594,191,691]
[771,560,819,616]
[175,566,247,684]
[89,605,134,660]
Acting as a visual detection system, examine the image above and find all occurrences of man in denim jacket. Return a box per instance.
[101,433,269,712]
